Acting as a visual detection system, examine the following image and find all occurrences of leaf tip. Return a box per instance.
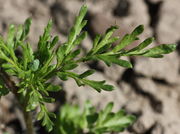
[133,25,144,36]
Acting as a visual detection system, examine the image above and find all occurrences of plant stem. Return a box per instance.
[22,107,35,134]
[0,68,35,134]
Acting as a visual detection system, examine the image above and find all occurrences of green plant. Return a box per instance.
[0,5,176,134]
[54,101,135,134]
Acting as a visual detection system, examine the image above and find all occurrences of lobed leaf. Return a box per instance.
[82,79,114,92]
[7,24,15,48]
[65,49,81,61]
[62,62,78,70]
[54,102,135,134]
[142,44,176,58]
[79,69,95,78]
[92,26,118,54]
[57,72,68,81]
[56,45,66,66]
[96,55,132,68]
[113,25,144,52]
[128,37,154,53]
[50,36,59,50]
[65,5,88,55]
[46,83,62,92]
[20,18,32,41]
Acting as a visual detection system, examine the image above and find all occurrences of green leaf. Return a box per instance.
[37,109,45,121]
[65,49,81,61]
[42,113,54,132]
[113,25,144,52]
[128,37,154,52]
[63,71,114,92]
[47,64,56,73]
[75,5,88,34]
[87,113,98,125]
[21,43,34,70]
[82,79,114,92]
[62,62,78,70]
[38,105,56,132]
[2,63,14,69]
[131,25,144,37]
[96,43,112,54]
[93,103,136,133]
[73,31,87,46]
[93,34,101,50]
[96,55,132,68]
[56,45,66,66]
[54,101,135,134]
[37,19,53,63]
[57,72,68,81]
[143,44,177,58]
[106,37,120,45]
[79,69,95,78]
[65,5,87,55]
[103,102,114,116]
[50,36,59,50]
[96,102,113,126]
[42,97,55,103]
[7,24,15,48]
[20,18,32,41]
[16,25,23,41]
[39,51,55,75]
[92,26,118,54]
[104,26,119,40]
[42,20,53,42]
[5,69,17,76]
[54,104,83,134]
[26,89,44,111]
[46,83,62,92]
[67,27,76,46]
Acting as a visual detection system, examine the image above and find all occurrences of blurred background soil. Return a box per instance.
[0,0,180,134]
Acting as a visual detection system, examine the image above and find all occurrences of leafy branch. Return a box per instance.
[54,101,135,134]
[0,4,176,134]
